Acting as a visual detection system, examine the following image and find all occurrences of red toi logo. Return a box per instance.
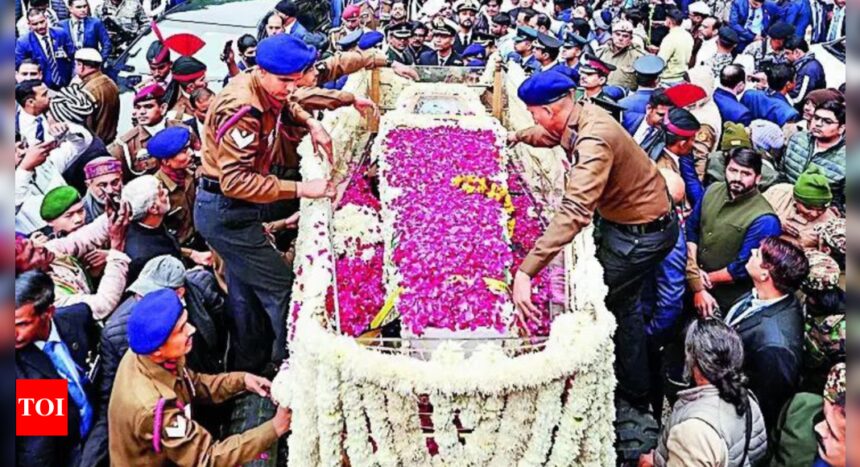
[16,379,69,436]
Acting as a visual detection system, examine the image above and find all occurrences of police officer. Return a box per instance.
[195,34,335,375]
[618,55,666,135]
[508,71,679,414]
[108,289,292,466]
[387,22,415,65]
[533,32,563,72]
[574,53,618,102]
[507,26,539,72]
[418,19,464,66]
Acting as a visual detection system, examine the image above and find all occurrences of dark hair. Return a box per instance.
[760,237,809,294]
[274,0,298,17]
[15,80,43,107]
[636,70,660,88]
[535,14,551,29]
[785,35,809,52]
[15,270,56,315]
[720,64,746,89]
[648,88,673,108]
[68,0,88,7]
[706,16,723,29]
[804,287,845,315]
[190,87,214,109]
[685,319,750,416]
[765,63,796,92]
[726,147,763,175]
[520,8,538,22]
[542,46,559,61]
[815,99,846,125]
[17,59,42,72]
[237,34,258,53]
[27,7,46,20]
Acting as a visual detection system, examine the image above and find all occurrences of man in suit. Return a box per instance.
[15,7,76,90]
[741,62,800,126]
[619,55,666,135]
[61,0,111,63]
[15,270,98,466]
[713,64,753,125]
[453,0,480,55]
[729,0,777,51]
[724,236,808,430]
[418,20,465,66]
[275,0,308,41]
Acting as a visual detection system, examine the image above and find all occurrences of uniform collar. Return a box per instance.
[249,71,280,113]
[35,319,61,350]
[135,354,185,399]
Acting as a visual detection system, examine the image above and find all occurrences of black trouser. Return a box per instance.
[596,216,680,410]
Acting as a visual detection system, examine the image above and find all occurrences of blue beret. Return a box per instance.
[257,34,317,75]
[128,289,184,355]
[147,126,191,160]
[466,59,487,66]
[461,43,486,59]
[358,31,384,50]
[633,55,666,76]
[338,29,363,49]
[517,70,577,106]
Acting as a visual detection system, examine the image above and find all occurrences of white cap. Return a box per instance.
[688,1,712,16]
[74,48,103,64]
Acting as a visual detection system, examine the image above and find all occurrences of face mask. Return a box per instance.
[244,55,257,67]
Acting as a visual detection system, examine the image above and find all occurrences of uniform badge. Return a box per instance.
[230,129,255,149]
[165,414,188,438]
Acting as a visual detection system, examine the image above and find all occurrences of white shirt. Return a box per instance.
[633,119,655,145]
[35,319,62,351]
[724,291,789,327]
[695,37,718,67]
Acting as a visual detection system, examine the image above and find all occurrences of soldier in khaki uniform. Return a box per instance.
[194,34,335,375]
[74,48,119,143]
[508,71,679,417]
[109,289,292,466]
[594,19,645,92]
[148,126,199,248]
[329,4,364,48]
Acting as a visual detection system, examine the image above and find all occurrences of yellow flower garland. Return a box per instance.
[451,175,516,237]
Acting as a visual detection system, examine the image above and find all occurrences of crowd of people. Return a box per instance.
[13,0,850,466]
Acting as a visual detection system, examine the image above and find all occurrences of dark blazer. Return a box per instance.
[453,32,474,55]
[618,88,656,134]
[731,292,804,430]
[15,303,95,467]
[418,50,464,66]
[729,0,777,49]
[59,16,112,61]
[15,27,76,90]
[741,89,800,126]
[123,222,183,283]
[713,88,754,126]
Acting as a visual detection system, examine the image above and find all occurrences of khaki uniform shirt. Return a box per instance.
[594,43,645,91]
[109,120,194,180]
[763,183,840,250]
[515,103,671,276]
[155,169,197,246]
[82,71,120,143]
[108,353,277,466]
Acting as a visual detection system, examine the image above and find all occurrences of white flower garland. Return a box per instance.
[519,380,565,466]
[341,379,375,467]
[488,390,537,465]
[316,356,344,467]
[331,204,383,257]
[362,384,400,467]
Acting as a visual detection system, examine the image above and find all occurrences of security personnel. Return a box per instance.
[418,19,464,66]
[195,34,335,374]
[166,56,207,123]
[533,32,563,72]
[618,55,666,135]
[507,26,539,73]
[574,53,617,102]
[461,43,487,66]
[387,22,415,65]
[335,28,362,52]
[557,33,588,83]
[509,71,679,414]
[329,4,363,48]
[108,289,292,466]
[594,19,644,92]
[149,126,198,247]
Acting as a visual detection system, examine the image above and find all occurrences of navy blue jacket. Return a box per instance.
[15,28,77,90]
[713,88,754,126]
[15,303,96,467]
[618,88,656,134]
[59,17,112,62]
[418,50,464,66]
[783,0,813,38]
[730,0,777,49]
[741,89,800,126]
[789,53,826,102]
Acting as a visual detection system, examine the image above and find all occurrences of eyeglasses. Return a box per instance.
[812,115,839,125]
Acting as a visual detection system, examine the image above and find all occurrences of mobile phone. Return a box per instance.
[221,40,233,61]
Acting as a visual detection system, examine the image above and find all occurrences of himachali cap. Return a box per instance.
[579,53,616,76]
[338,29,363,49]
[768,21,795,40]
[802,249,841,292]
[517,70,577,106]
[514,26,539,43]
[492,13,512,27]
[172,56,207,83]
[718,26,739,46]
[84,156,122,180]
[358,31,385,50]
[134,83,166,104]
[534,32,562,50]
[563,32,588,48]
[128,288,184,355]
[256,34,318,75]
[688,1,712,16]
[342,4,362,20]
[74,48,102,64]
[147,126,192,160]
[388,22,413,39]
[40,186,81,221]
[663,107,701,137]
[633,55,666,77]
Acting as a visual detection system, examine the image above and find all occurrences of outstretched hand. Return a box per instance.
[391,61,420,80]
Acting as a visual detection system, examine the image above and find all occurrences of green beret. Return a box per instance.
[720,122,752,151]
[40,186,81,221]
[793,164,832,207]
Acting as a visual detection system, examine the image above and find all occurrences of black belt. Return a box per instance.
[200,177,223,195]
[606,211,676,235]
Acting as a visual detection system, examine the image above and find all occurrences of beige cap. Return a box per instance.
[74,48,103,64]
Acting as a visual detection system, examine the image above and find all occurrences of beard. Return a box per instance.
[728,181,753,197]
[461,19,474,28]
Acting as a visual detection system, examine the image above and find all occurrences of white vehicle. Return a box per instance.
[809,38,846,89]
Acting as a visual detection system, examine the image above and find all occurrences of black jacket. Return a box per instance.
[418,49,464,66]
[81,269,227,467]
[732,292,804,430]
[123,222,182,284]
[16,303,96,467]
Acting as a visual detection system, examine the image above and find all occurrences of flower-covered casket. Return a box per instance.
[273,64,617,466]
